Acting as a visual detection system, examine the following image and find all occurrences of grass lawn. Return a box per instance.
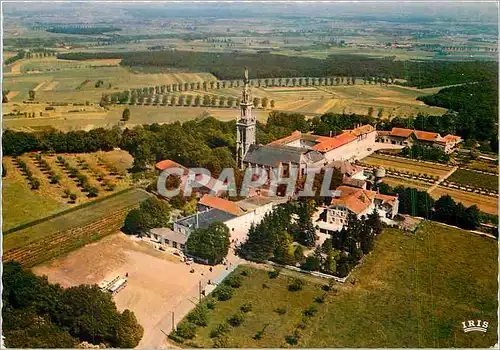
[182,222,497,348]
[448,169,498,191]
[3,188,150,252]
[183,266,329,348]
[2,181,67,231]
[363,154,451,177]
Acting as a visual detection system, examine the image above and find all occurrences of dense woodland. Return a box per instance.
[417,79,498,145]
[57,51,497,88]
[375,183,482,230]
[3,261,143,348]
[46,26,121,35]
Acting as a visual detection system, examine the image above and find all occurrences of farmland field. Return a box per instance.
[180,222,497,348]
[3,105,270,132]
[3,187,150,252]
[2,150,133,231]
[3,56,449,133]
[448,169,498,191]
[382,175,431,192]
[431,186,498,215]
[362,154,451,177]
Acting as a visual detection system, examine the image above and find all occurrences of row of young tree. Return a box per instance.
[3,261,143,348]
[237,200,383,278]
[102,91,276,109]
[375,183,481,230]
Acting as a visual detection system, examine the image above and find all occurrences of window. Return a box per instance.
[180,244,185,250]
[172,241,177,248]
[165,239,170,244]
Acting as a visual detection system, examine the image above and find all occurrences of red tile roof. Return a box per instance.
[375,193,398,204]
[331,186,376,215]
[199,194,244,216]
[442,134,462,142]
[390,128,439,142]
[344,124,375,137]
[155,159,186,171]
[268,130,303,146]
[312,132,357,152]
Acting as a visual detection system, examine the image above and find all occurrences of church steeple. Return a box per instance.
[236,68,256,168]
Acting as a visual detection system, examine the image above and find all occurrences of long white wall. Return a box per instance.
[324,131,376,162]
[224,201,276,242]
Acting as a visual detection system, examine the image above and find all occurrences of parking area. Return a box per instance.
[33,232,231,348]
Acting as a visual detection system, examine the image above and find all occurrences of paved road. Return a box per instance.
[427,166,458,194]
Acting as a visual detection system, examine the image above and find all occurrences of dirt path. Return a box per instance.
[427,166,458,194]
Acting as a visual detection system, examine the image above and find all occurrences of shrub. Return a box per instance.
[187,304,209,327]
[274,307,287,315]
[288,278,304,291]
[209,323,229,338]
[303,304,318,317]
[240,303,252,313]
[49,174,60,184]
[240,269,249,276]
[30,178,40,190]
[262,283,270,289]
[212,334,229,348]
[314,294,326,303]
[224,274,242,288]
[285,334,298,345]
[321,285,330,292]
[174,321,197,340]
[268,267,281,279]
[215,284,233,301]
[69,193,77,202]
[87,187,99,198]
[206,300,216,310]
[227,313,244,327]
[253,325,268,340]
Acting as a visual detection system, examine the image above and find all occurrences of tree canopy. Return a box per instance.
[186,221,231,265]
[123,197,172,235]
[2,261,143,348]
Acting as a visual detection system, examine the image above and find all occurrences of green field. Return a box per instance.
[2,181,67,231]
[448,169,498,191]
[180,222,497,348]
[3,188,150,252]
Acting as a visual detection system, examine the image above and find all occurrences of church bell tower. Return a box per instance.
[236,68,256,168]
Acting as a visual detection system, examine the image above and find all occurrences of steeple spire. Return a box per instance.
[236,68,256,168]
[242,67,251,104]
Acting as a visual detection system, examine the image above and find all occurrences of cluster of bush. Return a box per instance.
[14,158,40,190]
[169,269,250,347]
[33,154,60,184]
[77,157,117,192]
[283,279,336,346]
[57,156,99,198]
